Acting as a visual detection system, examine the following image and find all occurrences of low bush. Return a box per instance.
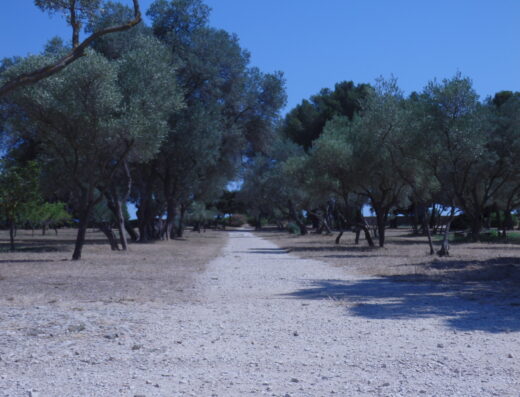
[286,222,300,234]
[227,214,247,227]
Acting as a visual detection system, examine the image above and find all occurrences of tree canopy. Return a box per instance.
[2,0,520,261]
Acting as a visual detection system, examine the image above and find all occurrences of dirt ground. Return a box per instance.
[0,228,227,306]
[1,228,519,395]
[257,227,520,285]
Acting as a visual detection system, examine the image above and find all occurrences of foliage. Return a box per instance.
[283,81,371,151]
[34,0,102,24]
[286,222,300,235]
[186,201,217,226]
[0,161,42,225]
[227,214,246,227]
[1,0,141,97]
[4,0,520,261]
[309,77,411,245]
[23,201,71,228]
[129,0,286,240]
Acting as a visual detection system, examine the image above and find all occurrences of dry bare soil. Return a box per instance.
[1,227,520,396]
[0,228,226,396]
[258,227,520,285]
[0,228,226,305]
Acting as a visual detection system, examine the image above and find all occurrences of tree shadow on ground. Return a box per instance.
[246,248,290,254]
[284,258,520,333]
[0,259,57,263]
[0,236,109,253]
[285,245,376,253]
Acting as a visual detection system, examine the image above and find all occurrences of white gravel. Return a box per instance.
[1,230,520,396]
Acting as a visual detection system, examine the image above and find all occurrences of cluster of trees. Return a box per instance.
[240,75,520,255]
[3,1,518,260]
[0,0,285,259]
[0,161,71,251]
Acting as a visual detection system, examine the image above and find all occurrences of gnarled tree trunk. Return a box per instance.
[72,204,93,260]
[176,204,186,238]
[437,207,455,257]
[288,200,307,235]
[99,222,120,251]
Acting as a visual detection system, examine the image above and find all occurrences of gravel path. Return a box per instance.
[2,230,520,396]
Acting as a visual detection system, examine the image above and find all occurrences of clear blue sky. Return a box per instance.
[2,0,520,111]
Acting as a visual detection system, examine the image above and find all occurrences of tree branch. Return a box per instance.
[0,0,141,98]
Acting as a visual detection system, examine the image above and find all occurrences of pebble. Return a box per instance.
[67,324,85,333]
[1,231,519,396]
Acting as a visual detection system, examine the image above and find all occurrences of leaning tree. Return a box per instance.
[0,0,142,97]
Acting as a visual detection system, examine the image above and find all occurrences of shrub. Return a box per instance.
[287,222,300,234]
[247,216,266,228]
[227,214,247,227]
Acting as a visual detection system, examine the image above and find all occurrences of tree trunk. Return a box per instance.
[430,204,437,233]
[137,203,157,242]
[310,210,332,235]
[321,216,332,234]
[503,209,512,238]
[354,226,361,244]
[114,199,128,250]
[423,214,435,255]
[9,219,15,252]
[288,200,307,235]
[309,211,320,231]
[335,209,349,245]
[494,208,502,237]
[470,215,482,242]
[99,223,120,251]
[72,206,93,260]
[105,189,129,250]
[361,222,375,247]
[410,202,419,235]
[255,215,262,230]
[374,207,388,247]
[166,198,177,240]
[125,222,139,241]
[437,207,455,257]
[335,230,344,245]
[136,166,161,242]
[176,204,186,238]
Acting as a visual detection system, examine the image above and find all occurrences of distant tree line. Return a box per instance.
[239,75,520,256]
[0,0,286,259]
[3,1,518,260]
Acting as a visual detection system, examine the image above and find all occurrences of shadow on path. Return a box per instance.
[284,275,520,333]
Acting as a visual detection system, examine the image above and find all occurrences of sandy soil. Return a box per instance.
[1,228,520,396]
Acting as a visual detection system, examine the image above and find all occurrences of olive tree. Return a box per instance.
[0,0,142,97]
[3,47,178,259]
[315,78,411,247]
[130,0,286,241]
[0,161,42,251]
[416,74,512,242]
